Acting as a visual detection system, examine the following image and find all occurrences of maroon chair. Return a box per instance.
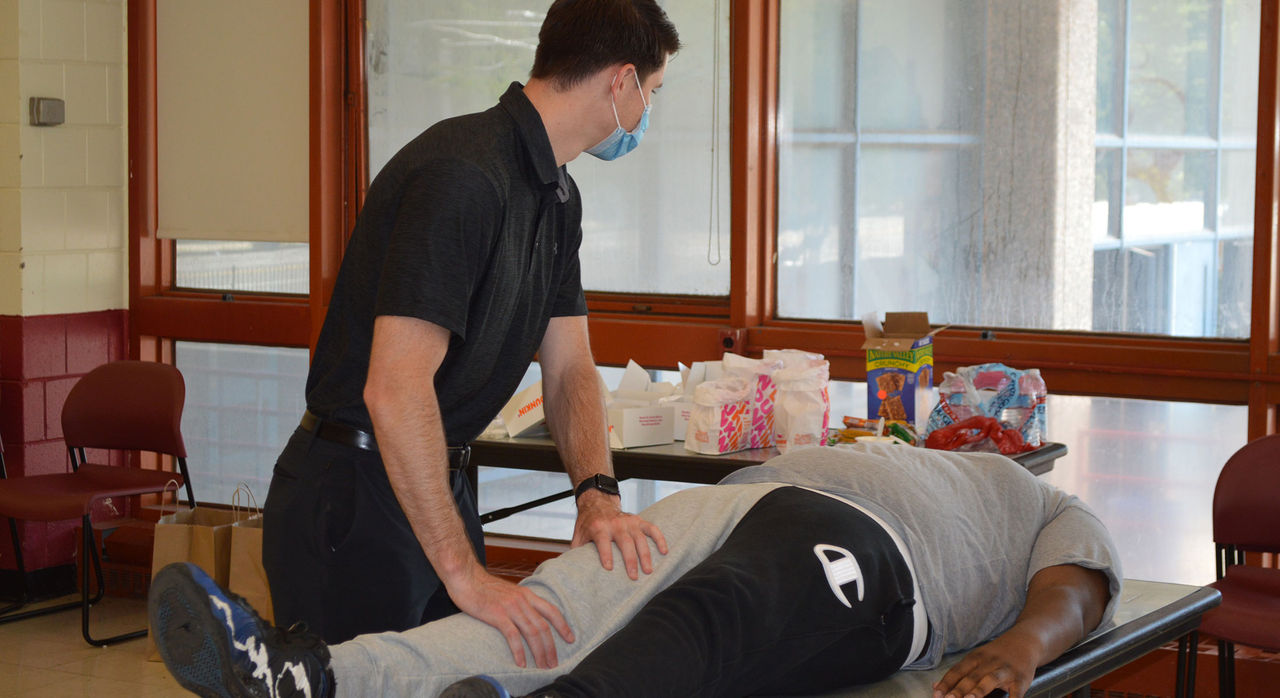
[0,361,195,646]
[1178,434,1280,698]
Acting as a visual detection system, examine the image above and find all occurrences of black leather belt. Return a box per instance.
[300,410,470,470]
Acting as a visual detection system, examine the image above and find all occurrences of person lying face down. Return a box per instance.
[148,444,1121,698]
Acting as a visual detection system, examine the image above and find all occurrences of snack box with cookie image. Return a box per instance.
[861,311,944,430]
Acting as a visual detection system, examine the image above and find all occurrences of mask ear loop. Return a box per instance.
[632,70,649,112]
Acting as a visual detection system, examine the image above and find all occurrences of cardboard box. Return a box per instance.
[861,312,942,429]
[666,398,694,441]
[608,405,676,449]
[499,381,547,437]
[606,361,677,448]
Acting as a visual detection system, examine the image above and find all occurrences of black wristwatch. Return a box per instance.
[574,473,620,500]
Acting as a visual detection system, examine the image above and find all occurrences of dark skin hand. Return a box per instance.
[933,564,1112,698]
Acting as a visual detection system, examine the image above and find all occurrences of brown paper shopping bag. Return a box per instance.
[146,482,241,660]
[228,515,273,624]
[227,482,274,623]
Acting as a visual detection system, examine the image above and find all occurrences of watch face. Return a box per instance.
[597,475,620,495]
[578,474,620,498]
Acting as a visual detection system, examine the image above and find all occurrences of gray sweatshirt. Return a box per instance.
[720,444,1123,668]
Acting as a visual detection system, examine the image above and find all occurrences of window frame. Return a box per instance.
[128,0,1280,439]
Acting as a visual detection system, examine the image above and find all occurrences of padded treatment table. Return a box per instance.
[469,437,1066,522]
[800,579,1219,698]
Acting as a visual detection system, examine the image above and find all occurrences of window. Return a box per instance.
[364,0,731,296]
[776,0,1259,339]
[1094,0,1258,337]
[175,342,309,504]
[174,241,309,295]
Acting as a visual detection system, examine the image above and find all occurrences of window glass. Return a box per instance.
[1127,0,1214,138]
[1223,0,1262,140]
[1096,0,1124,136]
[776,0,1259,339]
[365,0,730,296]
[176,342,308,504]
[174,240,309,295]
[1122,149,1212,240]
[1095,148,1122,242]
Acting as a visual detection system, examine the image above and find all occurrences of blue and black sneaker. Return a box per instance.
[440,676,566,698]
[440,675,513,698]
[148,562,335,698]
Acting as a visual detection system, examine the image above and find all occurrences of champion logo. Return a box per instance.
[814,544,864,608]
[517,396,544,417]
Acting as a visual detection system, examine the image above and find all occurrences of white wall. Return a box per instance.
[0,0,128,316]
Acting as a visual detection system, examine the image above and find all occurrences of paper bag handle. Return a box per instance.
[231,481,260,521]
[158,479,182,517]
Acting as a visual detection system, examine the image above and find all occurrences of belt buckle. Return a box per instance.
[449,445,471,471]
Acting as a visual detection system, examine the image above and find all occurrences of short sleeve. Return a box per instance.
[551,224,588,317]
[1028,493,1125,627]
[373,159,501,340]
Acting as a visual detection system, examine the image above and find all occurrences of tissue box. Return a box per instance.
[499,381,546,437]
[608,405,676,448]
[861,312,941,430]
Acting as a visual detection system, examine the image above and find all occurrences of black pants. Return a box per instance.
[262,426,484,644]
[539,487,920,698]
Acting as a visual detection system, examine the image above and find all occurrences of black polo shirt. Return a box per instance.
[305,82,588,445]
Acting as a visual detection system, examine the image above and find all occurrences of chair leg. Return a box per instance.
[1176,630,1199,698]
[0,517,32,616]
[0,517,86,624]
[80,516,147,647]
[1218,639,1235,698]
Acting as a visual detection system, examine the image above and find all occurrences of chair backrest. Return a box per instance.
[1213,433,1280,554]
[61,361,188,458]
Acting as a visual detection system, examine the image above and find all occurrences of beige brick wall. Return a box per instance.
[1,0,126,317]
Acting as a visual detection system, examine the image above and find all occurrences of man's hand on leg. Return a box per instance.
[451,565,576,670]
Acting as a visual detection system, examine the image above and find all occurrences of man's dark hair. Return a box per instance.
[531,0,681,88]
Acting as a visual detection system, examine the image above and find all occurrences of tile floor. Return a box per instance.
[0,596,189,697]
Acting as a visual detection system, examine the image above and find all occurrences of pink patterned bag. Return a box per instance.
[722,353,784,449]
[685,378,752,455]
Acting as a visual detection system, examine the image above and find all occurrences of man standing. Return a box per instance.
[263,0,681,670]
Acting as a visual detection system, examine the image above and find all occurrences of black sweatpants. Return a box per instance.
[262,425,484,645]
[537,486,921,697]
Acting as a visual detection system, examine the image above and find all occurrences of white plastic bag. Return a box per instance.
[773,362,831,453]
[685,378,753,455]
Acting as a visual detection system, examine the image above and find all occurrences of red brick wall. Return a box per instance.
[0,311,129,571]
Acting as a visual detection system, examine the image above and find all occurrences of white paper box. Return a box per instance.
[661,397,694,441]
[499,381,546,437]
[608,405,675,449]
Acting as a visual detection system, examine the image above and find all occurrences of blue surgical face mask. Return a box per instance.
[586,71,651,161]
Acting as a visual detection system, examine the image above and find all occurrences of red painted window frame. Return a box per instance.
[128,0,1280,439]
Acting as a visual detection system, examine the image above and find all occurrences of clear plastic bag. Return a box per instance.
[923,363,1046,453]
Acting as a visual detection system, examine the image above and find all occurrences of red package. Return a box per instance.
[924,415,1033,455]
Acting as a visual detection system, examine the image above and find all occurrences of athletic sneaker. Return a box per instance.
[440,675,512,698]
[440,676,568,698]
[148,562,335,698]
